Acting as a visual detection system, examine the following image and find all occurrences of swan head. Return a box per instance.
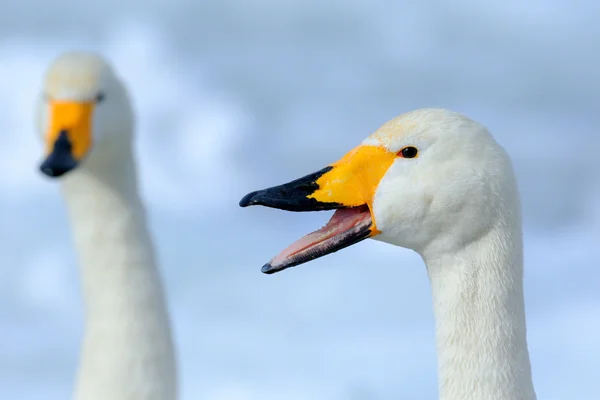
[240,108,519,273]
[36,51,133,178]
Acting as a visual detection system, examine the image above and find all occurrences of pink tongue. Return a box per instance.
[270,206,371,266]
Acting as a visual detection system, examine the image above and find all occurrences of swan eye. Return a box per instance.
[95,92,105,103]
[398,146,418,158]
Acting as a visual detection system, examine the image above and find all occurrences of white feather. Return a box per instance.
[37,52,177,400]
[371,109,536,399]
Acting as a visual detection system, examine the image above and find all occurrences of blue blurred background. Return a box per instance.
[0,1,598,399]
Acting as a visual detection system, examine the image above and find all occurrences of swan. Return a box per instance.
[36,51,177,400]
[240,108,537,400]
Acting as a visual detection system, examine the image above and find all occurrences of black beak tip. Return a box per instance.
[39,130,79,178]
[239,191,260,207]
[39,158,77,178]
[261,263,279,274]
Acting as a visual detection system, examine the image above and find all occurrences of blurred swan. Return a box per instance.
[37,52,177,400]
[240,108,537,400]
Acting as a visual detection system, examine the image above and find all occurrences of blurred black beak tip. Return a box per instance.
[39,156,77,178]
[39,130,78,178]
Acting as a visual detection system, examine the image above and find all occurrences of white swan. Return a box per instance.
[36,52,177,400]
[240,108,537,400]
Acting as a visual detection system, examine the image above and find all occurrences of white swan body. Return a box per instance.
[240,108,537,400]
[37,52,177,400]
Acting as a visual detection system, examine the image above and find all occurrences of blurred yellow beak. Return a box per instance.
[40,100,94,177]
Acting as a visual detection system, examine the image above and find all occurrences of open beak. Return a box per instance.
[39,100,94,178]
[240,145,397,274]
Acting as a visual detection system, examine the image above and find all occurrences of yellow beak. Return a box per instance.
[239,144,398,274]
[240,144,397,230]
[40,100,94,177]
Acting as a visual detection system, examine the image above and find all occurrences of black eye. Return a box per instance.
[399,146,418,158]
[95,92,105,103]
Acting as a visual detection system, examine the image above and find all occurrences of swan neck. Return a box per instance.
[62,159,177,400]
[424,226,536,400]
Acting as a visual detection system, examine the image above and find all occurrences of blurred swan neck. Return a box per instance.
[61,162,178,400]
